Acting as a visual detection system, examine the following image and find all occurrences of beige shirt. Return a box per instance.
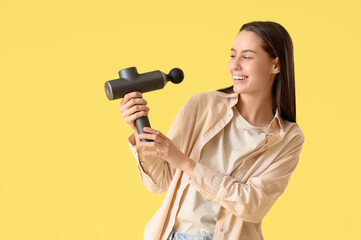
[128,90,305,240]
[173,106,269,234]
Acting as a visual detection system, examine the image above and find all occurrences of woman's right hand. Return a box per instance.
[119,92,149,133]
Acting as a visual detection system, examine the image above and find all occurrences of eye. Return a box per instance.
[243,56,251,59]
[230,55,235,58]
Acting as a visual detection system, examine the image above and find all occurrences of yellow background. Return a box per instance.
[1,0,360,239]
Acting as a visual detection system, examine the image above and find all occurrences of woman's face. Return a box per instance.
[228,30,279,96]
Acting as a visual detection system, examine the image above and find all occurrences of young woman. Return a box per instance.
[120,21,305,240]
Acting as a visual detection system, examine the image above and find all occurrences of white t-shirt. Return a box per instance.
[173,106,270,234]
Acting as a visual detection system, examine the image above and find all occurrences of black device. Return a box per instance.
[105,67,184,142]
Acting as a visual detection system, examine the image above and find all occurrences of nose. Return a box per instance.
[230,57,242,70]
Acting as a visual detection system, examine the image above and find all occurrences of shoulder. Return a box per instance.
[280,119,305,150]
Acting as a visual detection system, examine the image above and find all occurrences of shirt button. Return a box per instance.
[219,227,224,232]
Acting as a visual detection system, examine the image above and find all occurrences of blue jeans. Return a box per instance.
[168,232,214,240]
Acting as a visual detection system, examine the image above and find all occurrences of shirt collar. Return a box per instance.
[268,109,283,134]
[215,90,284,133]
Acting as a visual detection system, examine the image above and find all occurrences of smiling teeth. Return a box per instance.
[233,76,248,80]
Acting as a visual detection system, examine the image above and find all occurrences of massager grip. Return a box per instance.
[135,116,152,142]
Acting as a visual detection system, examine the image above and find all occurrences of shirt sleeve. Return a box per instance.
[128,138,176,194]
[127,97,191,194]
[189,132,305,223]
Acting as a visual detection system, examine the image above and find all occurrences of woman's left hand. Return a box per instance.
[138,127,195,177]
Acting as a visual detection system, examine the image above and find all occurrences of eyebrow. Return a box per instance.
[231,48,256,53]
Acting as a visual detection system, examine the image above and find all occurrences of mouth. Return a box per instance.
[233,75,249,81]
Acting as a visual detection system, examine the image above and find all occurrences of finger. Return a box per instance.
[120,92,141,108]
[142,149,162,157]
[142,127,166,139]
[137,133,164,143]
[121,97,148,113]
[123,92,142,104]
[138,141,159,148]
[122,104,149,118]
[125,111,149,124]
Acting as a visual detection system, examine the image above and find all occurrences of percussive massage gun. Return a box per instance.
[104,67,184,142]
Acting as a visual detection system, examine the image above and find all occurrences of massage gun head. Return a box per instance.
[168,68,184,84]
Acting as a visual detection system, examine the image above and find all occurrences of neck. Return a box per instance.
[236,92,274,127]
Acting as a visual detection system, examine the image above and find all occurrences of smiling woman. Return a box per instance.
[229,30,280,127]
[222,21,296,126]
[119,21,304,240]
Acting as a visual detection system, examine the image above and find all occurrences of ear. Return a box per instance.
[272,57,280,74]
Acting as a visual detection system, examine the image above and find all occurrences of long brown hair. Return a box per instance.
[219,21,297,123]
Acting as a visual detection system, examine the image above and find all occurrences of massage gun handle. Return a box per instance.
[135,116,152,142]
